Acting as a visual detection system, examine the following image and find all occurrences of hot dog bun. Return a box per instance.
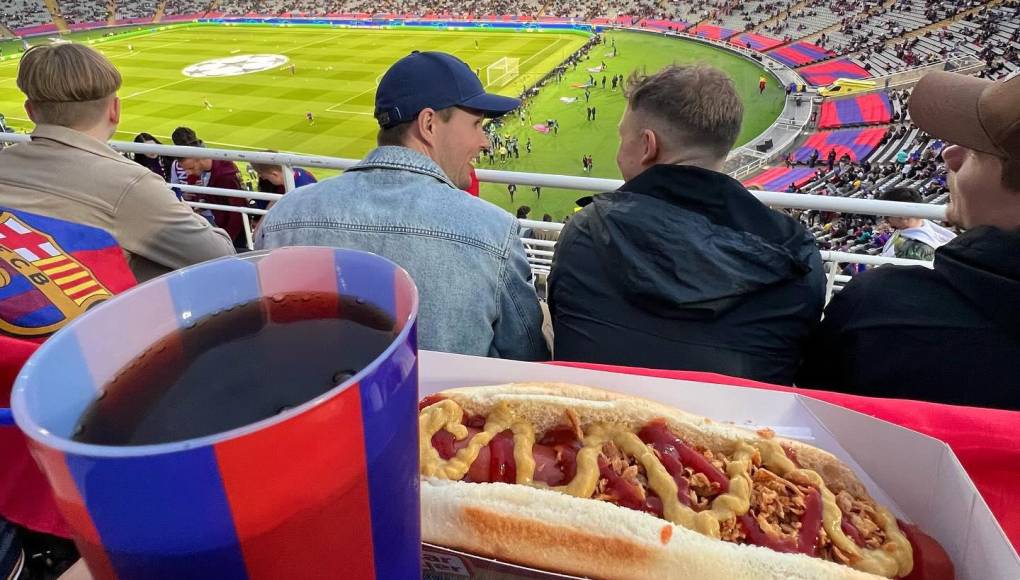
[423,478,874,579]
[420,383,923,579]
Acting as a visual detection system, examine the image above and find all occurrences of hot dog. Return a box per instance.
[419,383,954,580]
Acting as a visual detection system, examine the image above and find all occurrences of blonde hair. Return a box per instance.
[17,43,122,128]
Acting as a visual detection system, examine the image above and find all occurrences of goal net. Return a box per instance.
[485,57,521,88]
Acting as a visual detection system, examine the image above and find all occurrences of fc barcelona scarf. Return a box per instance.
[0,207,136,536]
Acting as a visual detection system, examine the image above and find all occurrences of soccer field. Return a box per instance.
[0,24,784,220]
[0,24,585,153]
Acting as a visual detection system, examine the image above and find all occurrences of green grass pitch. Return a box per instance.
[0,24,784,221]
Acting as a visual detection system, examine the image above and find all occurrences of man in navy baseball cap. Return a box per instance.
[372,51,519,189]
[375,51,520,129]
[255,51,548,362]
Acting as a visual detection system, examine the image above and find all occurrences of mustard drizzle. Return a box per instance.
[419,399,913,578]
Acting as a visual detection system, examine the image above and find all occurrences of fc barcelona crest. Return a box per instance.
[0,211,113,337]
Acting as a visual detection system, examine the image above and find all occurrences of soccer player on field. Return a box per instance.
[203,97,213,110]
[306,111,314,125]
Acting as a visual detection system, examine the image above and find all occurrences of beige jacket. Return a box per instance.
[0,125,235,281]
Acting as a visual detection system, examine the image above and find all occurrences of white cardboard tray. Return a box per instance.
[418,351,1020,580]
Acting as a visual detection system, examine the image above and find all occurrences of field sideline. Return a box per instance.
[0,24,784,220]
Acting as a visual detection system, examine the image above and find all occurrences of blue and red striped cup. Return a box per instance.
[10,247,420,580]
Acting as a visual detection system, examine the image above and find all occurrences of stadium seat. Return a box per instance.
[742,166,817,191]
[792,127,887,163]
[798,58,872,86]
[766,41,834,67]
[688,23,738,41]
[729,32,784,52]
[817,93,893,129]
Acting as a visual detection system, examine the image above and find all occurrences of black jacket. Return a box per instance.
[548,164,825,385]
[798,226,1020,410]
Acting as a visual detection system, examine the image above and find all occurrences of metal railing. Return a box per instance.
[866,54,984,91]
[0,134,941,299]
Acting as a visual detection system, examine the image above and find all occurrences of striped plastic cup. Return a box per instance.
[11,247,420,580]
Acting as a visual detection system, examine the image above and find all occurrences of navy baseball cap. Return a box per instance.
[374,51,520,129]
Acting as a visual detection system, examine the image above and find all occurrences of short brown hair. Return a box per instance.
[624,65,743,159]
[878,186,923,204]
[17,43,122,128]
[250,150,282,173]
[377,107,455,146]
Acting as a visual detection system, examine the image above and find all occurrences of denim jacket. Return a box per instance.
[255,146,549,361]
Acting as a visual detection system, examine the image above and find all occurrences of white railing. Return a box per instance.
[865,54,984,91]
[0,134,940,298]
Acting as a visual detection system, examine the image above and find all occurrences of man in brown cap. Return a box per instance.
[798,71,1020,410]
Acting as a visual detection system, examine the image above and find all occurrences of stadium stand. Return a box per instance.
[729,31,784,51]
[817,92,893,129]
[849,40,938,77]
[1,0,52,31]
[305,0,549,17]
[292,0,372,14]
[760,0,843,39]
[542,0,602,19]
[664,0,712,24]
[792,127,887,163]
[637,18,689,31]
[743,166,817,190]
[164,0,212,17]
[709,0,798,31]
[797,0,1016,80]
[58,0,106,24]
[738,79,956,260]
[911,2,1020,81]
[116,0,160,21]
[797,57,872,85]
[767,40,834,67]
[58,0,108,25]
[214,0,244,15]
[687,22,738,40]
[823,0,942,55]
